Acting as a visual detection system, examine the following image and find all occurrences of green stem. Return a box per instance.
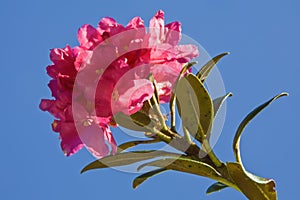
[233,137,242,164]
[202,139,223,167]
[170,94,176,132]
[152,100,168,131]
[150,82,168,131]
[150,127,172,143]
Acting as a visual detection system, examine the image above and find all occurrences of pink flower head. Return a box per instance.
[146,10,199,102]
[40,10,199,158]
[40,46,117,158]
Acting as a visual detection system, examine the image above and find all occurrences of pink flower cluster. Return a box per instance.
[40,10,199,158]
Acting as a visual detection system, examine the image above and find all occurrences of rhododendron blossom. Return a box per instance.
[39,10,285,199]
[40,10,199,158]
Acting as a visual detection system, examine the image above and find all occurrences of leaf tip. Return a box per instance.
[273,92,289,101]
[278,92,289,97]
[80,167,87,174]
[132,181,139,189]
[80,163,94,174]
[80,162,96,174]
[206,182,229,195]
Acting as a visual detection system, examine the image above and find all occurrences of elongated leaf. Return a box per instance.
[133,168,168,189]
[81,151,182,173]
[175,73,214,141]
[233,92,288,163]
[227,162,277,200]
[138,157,223,182]
[196,52,230,82]
[113,111,154,132]
[213,93,233,118]
[206,182,229,194]
[117,139,161,153]
[169,62,197,130]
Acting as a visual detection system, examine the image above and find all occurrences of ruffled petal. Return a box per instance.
[98,17,125,37]
[77,24,102,50]
[52,121,84,156]
[47,46,77,78]
[151,62,181,103]
[112,79,154,115]
[39,99,66,120]
[48,79,72,103]
[78,123,109,158]
[50,46,75,65]
[174,44,200,63]
[149,10,165,45]
[164,21,181,46]
[126,17,144,29]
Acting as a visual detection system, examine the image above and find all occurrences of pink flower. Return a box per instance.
[148,10,181,46]
[40,10,199,158]
[40,46,117,158]
[77,25,102,50]
[146,10,199,102]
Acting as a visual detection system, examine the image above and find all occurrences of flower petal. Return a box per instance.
[126,17,144,29]
[98,17,125,37]
[77,24,102,50]
[53,121,84,156]
[78,123,109,158]
[112,79,154,115]
[151,62,181,103]
[47,46,77,78]
[164,21,181,46]
[149,10,165,45]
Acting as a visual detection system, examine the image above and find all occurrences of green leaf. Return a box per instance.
[175,73,214,141]
[113,111,154,132]
[133,168,168,189]
[169,62,197,131]
[196,52,230,82]
[227,162,277,200]
[138,157,223,181]
[81,151,182,173]
[206,182,229,194]
[233,92,288,163]
[117,139,161,153]
[213,92,233,118]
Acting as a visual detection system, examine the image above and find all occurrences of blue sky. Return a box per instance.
[1,0,299,199]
